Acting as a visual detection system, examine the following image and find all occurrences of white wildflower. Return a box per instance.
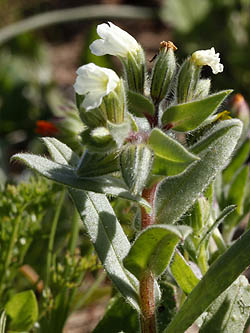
[73,63,119,111]
[191,47,224,74]
[89,21,140,57]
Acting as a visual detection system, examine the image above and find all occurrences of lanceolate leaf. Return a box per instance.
[161,90,232,132]
[200,275,250,333]
[149,128,199,176]
[155,120,242,225]
[123,225,191,280]
[12,153,150,209]
[164,228,250,333]
[39,138,140,311]
[170,250,200,294]
[70,189,140,311]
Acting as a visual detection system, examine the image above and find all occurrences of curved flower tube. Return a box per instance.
[191,47,224,74]
[73,63,120,111]
[89,21,140,58]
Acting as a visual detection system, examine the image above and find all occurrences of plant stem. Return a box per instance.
[139,184,158,332]
[141,184,157,230]
[69,207,80,256]
[45,188,66,288]
[140,271,157,333]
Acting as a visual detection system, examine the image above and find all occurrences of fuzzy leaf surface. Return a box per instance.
[199,275,250,333]
[127,90,155,117]
[123,225,191,280]
[39,138,140,310]
[170,250,200,294]
[155,120,242,224]
[161,90,232,132]
[5,290,38,331]
[149,128,199,176]
[164,228,250,333]
[70,189,140,311]
[12,153,150,209]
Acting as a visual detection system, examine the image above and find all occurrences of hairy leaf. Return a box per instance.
[164,228,250,333]
[123,225,191,280]
[155,120,242,224]
[161,90,232,132]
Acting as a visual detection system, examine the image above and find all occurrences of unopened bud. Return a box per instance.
[231,94,250,143]
[91,127,112,144]
[120,144,153,195]
[193,79,211,100]
[176,58,201,103]
[150,41,177,104]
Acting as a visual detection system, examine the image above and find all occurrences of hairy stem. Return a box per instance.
[140,184,158,332]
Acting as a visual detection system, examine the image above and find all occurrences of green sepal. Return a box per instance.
[150,46,176,104]
[222,138,250,184]
[149,128,199,176]
[176,58,201,103]
[123,225,192,280]
[76,150,120,177]
[120,144,153,195]
[170,250,200,294]
[5,290,38,331]
[200,276,250,333]
[127,90,155,117]
[164,228,250,333]
[193,78,211,100]
[81,128,116,153]
[121,46,146,94]
[161,90,232,132]
[155,120,242,225]
[79,106,107,129]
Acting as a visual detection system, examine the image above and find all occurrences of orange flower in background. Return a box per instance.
[35,120,59,136]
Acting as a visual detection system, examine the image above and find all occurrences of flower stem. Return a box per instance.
[141,184,157,230]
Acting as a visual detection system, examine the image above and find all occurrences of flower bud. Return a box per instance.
[120,144,153,195]
[176,57,201,103]
[193,78,211,100]
[90,22,146,94]
[150,41,177,104]
[90,127,112,145]
[230,94,250,144]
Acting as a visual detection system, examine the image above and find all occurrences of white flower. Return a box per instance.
[73,63,119,111]
[89,21,139,57]
[191,47,224,74]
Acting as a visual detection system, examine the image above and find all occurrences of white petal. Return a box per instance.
[90,22,139,57]
[191,47,223,75]
[82,92,104,111]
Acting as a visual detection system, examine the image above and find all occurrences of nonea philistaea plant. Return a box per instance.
[12,22,250,333]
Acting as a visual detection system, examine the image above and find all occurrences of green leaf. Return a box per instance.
[164,228,250,333]
[161,90,232,132]
[93,295,139,333]
[222,139,250,184]
[127,90,155,117]
[41,137,79,166]
[5,290,38,331]
[149,128,199,176]
[170,250,200,294]
[200,276,250,333]
[0,311,6,333]
[123,225,191,280]
[12,153,149,207]
[226,165,249,215]
[155,120,242,224]
[70,189,140,311]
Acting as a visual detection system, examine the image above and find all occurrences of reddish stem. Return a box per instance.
[141,183,157,230]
